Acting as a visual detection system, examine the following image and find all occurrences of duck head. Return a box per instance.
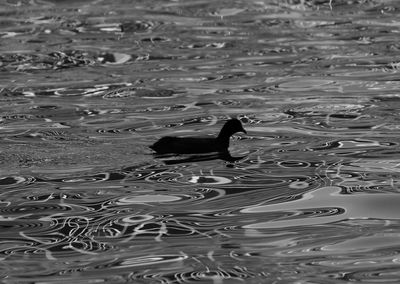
[217,118,247,140]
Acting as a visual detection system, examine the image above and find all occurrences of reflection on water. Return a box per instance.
[2,0,400,282]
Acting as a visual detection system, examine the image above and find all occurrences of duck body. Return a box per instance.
[150,119,246,155]
[150,136,228,154]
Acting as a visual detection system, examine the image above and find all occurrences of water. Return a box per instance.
[1,0,400,283]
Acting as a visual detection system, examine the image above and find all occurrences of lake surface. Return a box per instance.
[1,0,400,283]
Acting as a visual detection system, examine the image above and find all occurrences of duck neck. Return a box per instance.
[217,127,232,148]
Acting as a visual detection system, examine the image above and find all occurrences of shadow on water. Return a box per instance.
[154,151,247,165]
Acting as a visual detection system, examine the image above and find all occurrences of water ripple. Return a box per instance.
[2,0,400,282]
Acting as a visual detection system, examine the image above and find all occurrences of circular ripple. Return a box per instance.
[116,195,182,204]
[102,87,177,99]
[285,104,364,117]
[122,214,154,224]
[187,175,232,185]
[278,160,311,168]
[118,254,188,268]
[120,20,155,33]
[0,176,36,187]
[0,203,71,215]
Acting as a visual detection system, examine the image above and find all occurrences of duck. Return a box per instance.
[150,118,247,154]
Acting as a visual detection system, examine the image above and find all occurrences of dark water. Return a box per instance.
[2,0,400,283]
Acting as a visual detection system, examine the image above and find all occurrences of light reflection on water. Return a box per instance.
[1,0,400,282]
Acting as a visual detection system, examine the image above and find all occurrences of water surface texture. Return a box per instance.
[1,0,400,283]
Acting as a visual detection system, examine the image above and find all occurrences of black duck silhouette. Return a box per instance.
[150,119,247,155]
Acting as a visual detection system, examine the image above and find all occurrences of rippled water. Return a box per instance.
[2,0,400,283]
